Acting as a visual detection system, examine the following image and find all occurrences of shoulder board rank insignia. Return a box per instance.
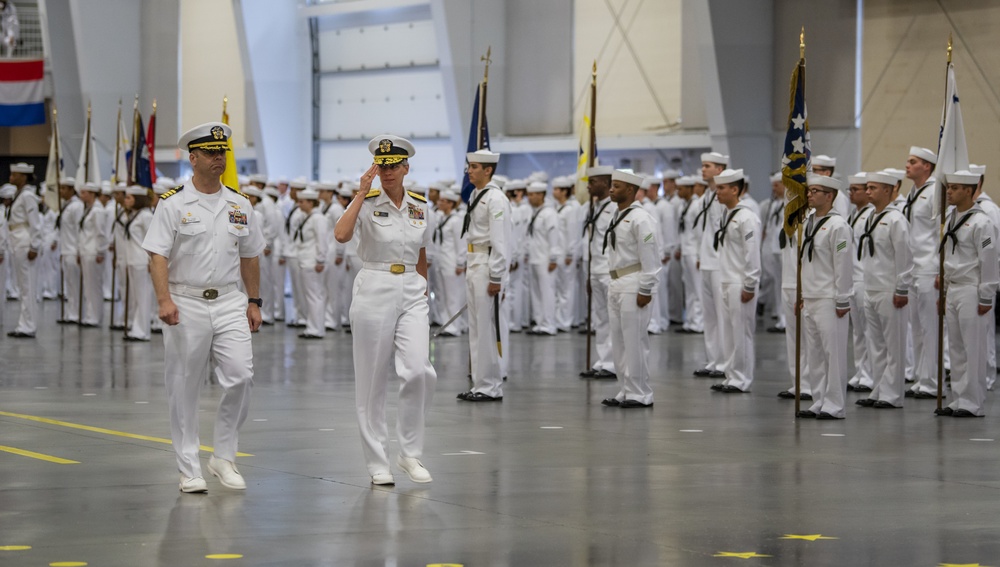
[159,185,184,199]
[365,189,381,199]
[407,191,427,203]
[226,185,247,198]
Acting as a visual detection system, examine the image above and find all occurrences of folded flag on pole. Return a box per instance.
[460,85,490,204]
[0,59,45,126]
[127,110,152,189]
[576,62,598,198]
[781,50,810,238]
[932,60,968,216]
[44,113,63,190]
[221,98,238,190]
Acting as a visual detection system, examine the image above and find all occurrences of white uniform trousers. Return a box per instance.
[507,263,525,331]
[273,259,287,321]
[667,256,684,323]
[720,283,757,392]
[864,291,907,407]
[0,258,7,327]
[700,269,724,371]
[80,255,104,326]
[41,246,59,299]
[986,316,997,391]
[759,252,779,319]
[103,251,114,300]
[946,285,989,416]
[350,268,436,476]
[782,288,813,396]
[428,265,445,326]
[654,261,670,330]
[342,256,360,325]
[162,291,254,479]
[647,268,665,333]
[575,260,588,326]
[60,256,81,322]
[111,262,126,327]
[436,265,467,335]
[555,260,576,331]
[258,252,274,324]
[529,263,557,334]
[608,283,654,404]
[466,263,506,397]
[11,249,39,334]
[803,298,849,418]
[286,257,305,324]
[680,255,703,332]
[588,273,615,373]
[325,261,346,329]
[910,276,941,394]
[848,283,874,388]
[125,265,152,340]
[300,267,326,337]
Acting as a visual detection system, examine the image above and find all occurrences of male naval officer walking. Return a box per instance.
[143,122,265,493]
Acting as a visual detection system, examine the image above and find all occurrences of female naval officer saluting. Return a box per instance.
[334,135,438,486]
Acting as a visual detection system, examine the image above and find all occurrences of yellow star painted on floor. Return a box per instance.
[713,552,772,559]
[780,534,838,541]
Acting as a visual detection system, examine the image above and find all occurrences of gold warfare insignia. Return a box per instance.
[379,139,392,154]
[211,126,225,140]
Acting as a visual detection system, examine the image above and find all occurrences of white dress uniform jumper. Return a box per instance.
[847,204,875,389]
[57,195,84,323]
[6,186,42,335]
[715,202,761,391]
[584,196,617,374]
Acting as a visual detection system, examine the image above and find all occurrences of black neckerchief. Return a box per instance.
[321,201,331,215]
[56,199,70,229]
[434,213,453,244]
[115,204,128,228]
[692,191,716,231]
[763,201,784,240]
[294,212,313,242]
[285,204,299,234]
[902,181,931,222]
[679,198,693,232]
[79,204,93,230]
[713,207,743,251]
[558,203,569,213]
[123,210,140,240]
[584,199,612,242]
[799,214,834,262]
[857,209,892,261]
[602,207,634,254]
[528,206,543,236]
[849,206,870,230]
[940,208,979,254]
[6,188,23,221]
[461,187,491,237]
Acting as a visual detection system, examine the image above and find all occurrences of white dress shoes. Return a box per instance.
[397,456,432,483]
[179,475,208,493]
[371,472,396,486]
[208,455,247,490]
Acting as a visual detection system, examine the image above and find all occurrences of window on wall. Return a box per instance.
[312,7,457,185]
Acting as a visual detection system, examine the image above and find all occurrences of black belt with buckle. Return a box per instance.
[202,289,219,300]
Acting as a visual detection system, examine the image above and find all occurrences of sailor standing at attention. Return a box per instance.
[334,135,437,485]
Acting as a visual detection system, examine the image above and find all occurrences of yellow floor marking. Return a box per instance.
[49,563,88,566]
[780,534,838,541]
[0,445,79,464]
[0,411,252,457]
[427,564,464,567]
[713,551,772,559]
[206,554,244,559]
[939,564,992,567]
[0,545,32,551]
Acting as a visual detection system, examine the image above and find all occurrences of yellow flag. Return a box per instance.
[221,101,239,190]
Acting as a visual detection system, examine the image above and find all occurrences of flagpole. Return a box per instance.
[585,60,597,372]
[113,99,122,184]
[110,98,125,329]
[129,95,139,185]
[53,106,65,322]
[794,29,805,416]
[478,46,490,151]
[936,35,952,412]
[79,101,91,325]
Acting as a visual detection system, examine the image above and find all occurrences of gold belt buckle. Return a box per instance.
[467,243,475,253]
[390,264,405,274]
[202,288,219,299]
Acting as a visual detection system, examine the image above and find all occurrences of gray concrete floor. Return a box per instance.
[2,298,1000,567]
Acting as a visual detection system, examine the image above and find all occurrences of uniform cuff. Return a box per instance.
[638,287,652,296]
[489,275,502,284]
[743,284,756,295]
[980,296,993,307]
[895,288,908,297]
[836,300,850,310]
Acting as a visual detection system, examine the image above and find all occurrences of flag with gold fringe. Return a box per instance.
[221,97,238,190]
[781,49,810,237]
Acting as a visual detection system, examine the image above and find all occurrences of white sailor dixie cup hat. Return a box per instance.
[908,146,937,165]
[612,169,644,187]
[526,181,548,194]
[466,148,500,164]
[440,189,461,202]
[125,185,149,196]
[812,154,836,168]
[369,135,415,165]
[701,152,730,166]
[10,162,34,174]
[587,165,614,177]
[866,171,898,186]
[179,122,231,152]
[713,169,744,185]
[848,172,868,185]
[807,174,843,191]
[945,171,982,186]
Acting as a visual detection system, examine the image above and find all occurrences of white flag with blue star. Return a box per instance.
[933,62,968,217]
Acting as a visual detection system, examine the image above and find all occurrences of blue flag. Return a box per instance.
[780,57,810,237]
[461,85,490,204]
[127,111,152,189]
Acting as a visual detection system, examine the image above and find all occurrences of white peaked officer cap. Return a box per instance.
[242,186,263,197]
[769,172,783,183]
[713,168,745,185]
[700,152,729,166]
[440,189,461,202]
[612,169,644,187]
[587,165,614,177]
[125,185,148,196]
[10,162,34,174]
[908,146,937,165]
[812,154,836,168]
[297,188,320,201]
[526,181,548,193]
[847,172,868,185]
[466,149,500,164]
[969,164,986,175]
[178,122,231,151]
[676,176,696,187]
[866,171,898,186]
[807,174,843,191]
[369,135,414,164]
[945,170,982,186]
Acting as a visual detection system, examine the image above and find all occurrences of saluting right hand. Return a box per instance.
[359,163,379,193]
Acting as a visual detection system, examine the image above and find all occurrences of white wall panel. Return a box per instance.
[319,68,449,140]
[318,20,438,72]
[318,137,458,185]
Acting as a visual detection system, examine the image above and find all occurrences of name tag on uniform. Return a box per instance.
[181,215,200,224]
[407,204,424,220]
[229,210,248,225]
[374,211,389,218]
